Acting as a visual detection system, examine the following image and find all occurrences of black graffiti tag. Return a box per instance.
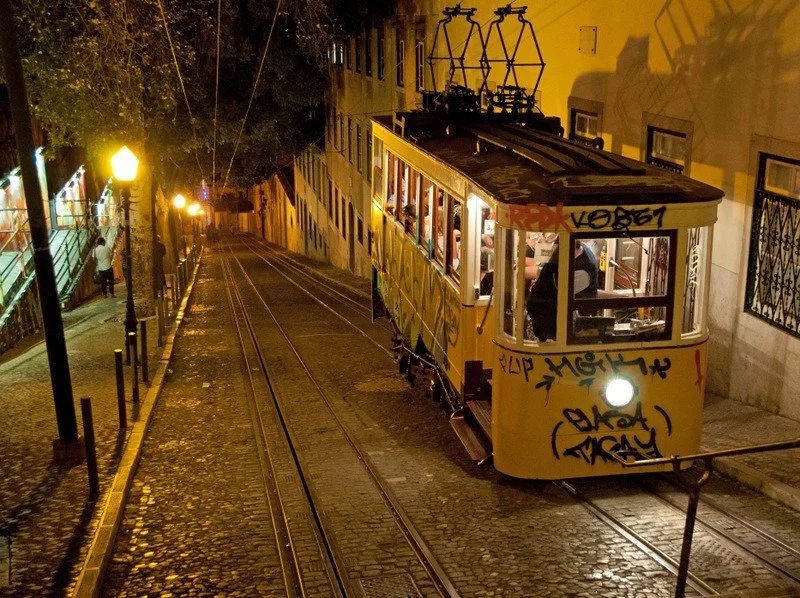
[498,353,534,382]
[550,401,672,465]
[570,206,667,231]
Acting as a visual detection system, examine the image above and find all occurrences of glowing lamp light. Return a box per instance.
[605,378,635,408]
[173,194,187,209]
[111,146,139,182]
[187,202,201,217]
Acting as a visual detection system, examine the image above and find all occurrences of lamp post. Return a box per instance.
[111,146,140,346]
[172,193,188,257]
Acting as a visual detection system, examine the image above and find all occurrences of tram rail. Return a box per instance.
[221,237,800,597]
[221,240,459,597]
[639,478,800,586]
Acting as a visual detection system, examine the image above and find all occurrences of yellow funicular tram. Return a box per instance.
[369,5,723,480]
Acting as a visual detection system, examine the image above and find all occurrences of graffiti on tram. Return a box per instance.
[498,351,672,390]
[550,400,673,465]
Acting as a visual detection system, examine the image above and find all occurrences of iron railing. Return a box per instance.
[0,215,34,312]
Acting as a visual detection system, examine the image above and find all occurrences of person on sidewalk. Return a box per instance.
[93,237,115,298]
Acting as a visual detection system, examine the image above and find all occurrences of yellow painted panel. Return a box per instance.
[492,343,708,479]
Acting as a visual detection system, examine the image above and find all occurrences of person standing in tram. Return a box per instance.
[526,239,599,341]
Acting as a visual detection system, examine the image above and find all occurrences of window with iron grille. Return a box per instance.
[646,127,686,174]
[358,217,364,245]
[356,124,362,172]
[342,200,347,239]
[327,178,333,218]
[365,29,373,77]
[338,114,344,154]
[377,28,386,80]
[415,40,424,91]
[396,31,405,87]
[355,33,362,73]
[346,38,352,70]
[745,153,800,337]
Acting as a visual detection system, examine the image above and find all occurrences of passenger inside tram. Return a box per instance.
[526,239,599,342]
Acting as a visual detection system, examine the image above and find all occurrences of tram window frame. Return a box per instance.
[473,197,496,301]
[419,175,432,253]
[682,225,711,338]
[394,160,409,225]
[404,170,419,239]
[432,186,446,267]
[446,195,462,283]
[567,231,678,346]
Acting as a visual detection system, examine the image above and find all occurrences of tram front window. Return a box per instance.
[568,232,675,345]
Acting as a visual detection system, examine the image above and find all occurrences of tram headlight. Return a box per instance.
[605,378,634,408]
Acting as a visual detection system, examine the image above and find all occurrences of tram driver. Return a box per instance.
[526,239,599,341]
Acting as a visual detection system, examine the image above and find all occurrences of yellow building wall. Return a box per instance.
[260,1,800,420]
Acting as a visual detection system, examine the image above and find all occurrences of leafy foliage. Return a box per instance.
[3,0,393,194]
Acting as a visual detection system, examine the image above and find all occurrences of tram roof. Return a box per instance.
[375,113,724,206]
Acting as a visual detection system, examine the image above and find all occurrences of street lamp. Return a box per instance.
[187,202,201,249]
[111,146,140,351]
[172,194,188,257]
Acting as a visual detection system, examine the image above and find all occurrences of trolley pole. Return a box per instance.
[0,0,80,450]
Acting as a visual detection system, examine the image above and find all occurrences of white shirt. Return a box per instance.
[93,245,113,271]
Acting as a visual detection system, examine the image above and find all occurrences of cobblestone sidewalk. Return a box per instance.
[0,288,161,596]
[702,394,800,511]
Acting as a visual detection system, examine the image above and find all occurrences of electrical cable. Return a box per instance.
[220,0,282,197]
[155,0,207,182]
[212,0,222,207]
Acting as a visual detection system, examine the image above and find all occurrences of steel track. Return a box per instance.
[223,241,459,597]
[556,480,718,596]
[639,478,800,587]
[222,255,345,597]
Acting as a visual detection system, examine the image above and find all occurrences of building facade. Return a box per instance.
[253,1,800,421]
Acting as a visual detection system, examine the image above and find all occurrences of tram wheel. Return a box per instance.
[399,354,409,375]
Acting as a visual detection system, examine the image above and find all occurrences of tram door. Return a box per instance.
[348,202,355,272]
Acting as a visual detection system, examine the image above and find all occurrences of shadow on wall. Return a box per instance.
[569,0,800,183]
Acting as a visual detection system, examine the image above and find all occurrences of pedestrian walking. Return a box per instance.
[93,237,115,298]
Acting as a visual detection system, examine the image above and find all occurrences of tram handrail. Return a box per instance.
[611,437,800,468]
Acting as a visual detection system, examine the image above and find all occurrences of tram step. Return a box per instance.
[449,414,491,464]
[466,399,492,440]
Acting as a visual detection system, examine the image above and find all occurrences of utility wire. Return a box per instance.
[155,0,206,182]
[220,0,282,197]
[212,0,222,205]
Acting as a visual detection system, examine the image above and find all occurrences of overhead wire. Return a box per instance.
[155,0,207,182]
[220,0,283,197]
[212,0,222,206]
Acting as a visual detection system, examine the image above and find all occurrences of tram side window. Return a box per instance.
[386,152,397,215]
[404,171,418,237]
[523,232,559,343]
[502,229,520,338]
[420,175,433,251]
[477,200,496,298]
[568,232,675,345]
[682,226,710,336]
[372,138,384,200]
[433,188,446,266]
[446,195,462,282]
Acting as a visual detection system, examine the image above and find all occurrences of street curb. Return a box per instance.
[711,456,800,513]
[72,250,204,598]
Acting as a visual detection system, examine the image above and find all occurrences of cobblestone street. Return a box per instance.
[94,241,800,597]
